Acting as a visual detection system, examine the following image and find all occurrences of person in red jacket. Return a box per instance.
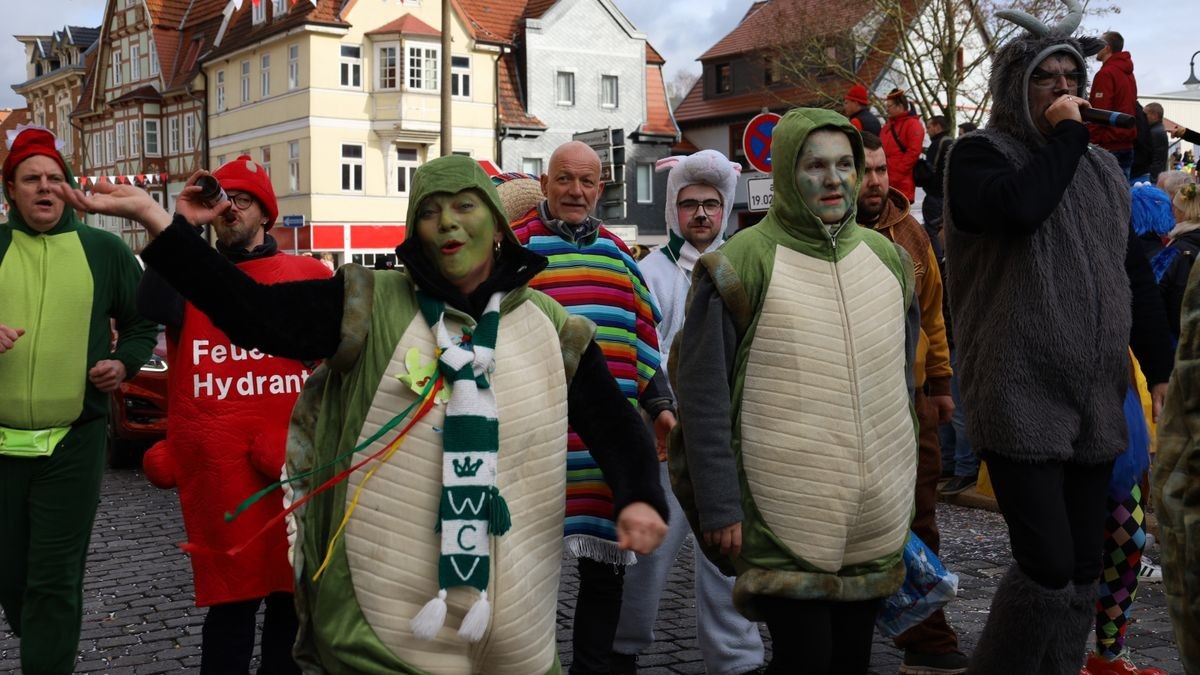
[1088,31,1138,177]
[136,156,332,675]
[881,88,926,202]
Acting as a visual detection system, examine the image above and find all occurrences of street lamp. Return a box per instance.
[1185,50,1200,90]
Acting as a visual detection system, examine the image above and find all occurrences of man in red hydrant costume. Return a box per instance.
[137,156,331,674]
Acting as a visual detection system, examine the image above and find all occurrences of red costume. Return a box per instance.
[142,252,329,606]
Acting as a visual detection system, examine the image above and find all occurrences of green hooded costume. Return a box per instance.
[285,155,596,674]
[0,132,156,674]
[669,108,918,617]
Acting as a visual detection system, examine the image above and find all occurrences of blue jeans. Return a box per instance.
[939,349,977,477]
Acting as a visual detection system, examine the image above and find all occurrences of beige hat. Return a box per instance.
[494,176,545,222]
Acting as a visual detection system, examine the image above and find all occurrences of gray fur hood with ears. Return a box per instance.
[987,1,1105,147]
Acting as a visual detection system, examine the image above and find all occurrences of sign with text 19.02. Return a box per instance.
[747,177,773,212]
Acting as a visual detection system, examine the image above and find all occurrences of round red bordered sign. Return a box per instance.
[742,112,781,173]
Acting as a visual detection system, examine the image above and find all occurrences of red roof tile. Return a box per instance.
[365,13,440,37]
[497,52,545,129]
[645,42,665,66]
[700,0,872,62]
[207,0,349,61]
[454,0,552,46]
[640,65,678,137]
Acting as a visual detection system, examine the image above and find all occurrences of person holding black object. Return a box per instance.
[942,0,1172,672]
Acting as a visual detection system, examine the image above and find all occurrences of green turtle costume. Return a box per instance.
[669,108,919,616]
[137,155,665,674]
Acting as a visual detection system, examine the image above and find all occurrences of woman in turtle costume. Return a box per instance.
[56,155,668,675]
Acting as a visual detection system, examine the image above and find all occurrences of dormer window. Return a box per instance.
[252,0,266,25]
[715,63,732,94]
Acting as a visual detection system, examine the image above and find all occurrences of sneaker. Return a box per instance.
[1084,651,1167,675]
[939,475,977,496]
[1137,556,1163,583]
[899,649,969,674]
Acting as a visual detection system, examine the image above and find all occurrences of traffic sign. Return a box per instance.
[747,176,773,212]
[742,113,781,174]
[573,129,612,147]
[281,215,305,228]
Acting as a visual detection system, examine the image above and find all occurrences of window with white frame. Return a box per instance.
[377,45,398,90]
[252,0,265,24]
[144,119,160,156]
[288,140,300,192]
[57,103,72,151]
[636,163,653,203]
[341,144,363,192]
[601,75,619,108]
[91,134,102,169]
[406,44,438,91]
[167,116,179,154]
[105,130,114,164]
[393,147,418,195]
[216,70,225,111]
[150,47,159,75]
[261,146,271,177]
[451,56,470,98]
[183,113,195,152]
[522,157,543,176]
[241,60,251,102]
[556,71,574,106]
[340,45,361,88]
[130,44,141,81]
[34,109,45,129]
[111,50,122,86]
[261,53,270,97]
[272,0,286,17]
[217,154,226,166]
[115,123,126,158]
[288,44,299,90]
[128,119,140,156]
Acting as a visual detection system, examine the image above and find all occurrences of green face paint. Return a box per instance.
[415,189,500,294]
[794,130,857,226]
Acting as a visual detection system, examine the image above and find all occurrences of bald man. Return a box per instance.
[508,142,671,675]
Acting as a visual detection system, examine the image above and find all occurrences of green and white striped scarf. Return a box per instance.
[410,291,511,643]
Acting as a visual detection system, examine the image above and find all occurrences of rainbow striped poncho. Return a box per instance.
[511,207,662,563]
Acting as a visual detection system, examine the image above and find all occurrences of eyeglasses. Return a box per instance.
[1029,69,1085,89]
[226,192,256,209]
[677,199,723,215]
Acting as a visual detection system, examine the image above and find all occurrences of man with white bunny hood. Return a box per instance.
[611,150,765,675]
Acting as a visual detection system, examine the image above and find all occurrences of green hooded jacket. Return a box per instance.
[0,150,156,436]
[669,108,919,615]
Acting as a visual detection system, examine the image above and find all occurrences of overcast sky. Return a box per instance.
[0,1,1180,112]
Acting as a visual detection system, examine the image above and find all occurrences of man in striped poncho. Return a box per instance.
[509,142,673,675]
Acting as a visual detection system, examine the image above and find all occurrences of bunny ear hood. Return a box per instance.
[659,150,742,239]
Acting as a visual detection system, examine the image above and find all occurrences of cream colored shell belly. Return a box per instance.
[343,302,568,674]
[740,244,916,573]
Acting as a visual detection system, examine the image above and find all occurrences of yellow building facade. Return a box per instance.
[205,0,499,264]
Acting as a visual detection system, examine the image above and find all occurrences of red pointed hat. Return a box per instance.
[845,84,870,105]
[3,125,68,182]
[212,154,278,228]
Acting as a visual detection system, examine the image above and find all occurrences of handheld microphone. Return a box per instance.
[1080,107,1135,128]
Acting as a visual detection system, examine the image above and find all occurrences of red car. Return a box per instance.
[107,327,169,467]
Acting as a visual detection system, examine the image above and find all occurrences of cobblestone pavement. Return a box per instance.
[0,468,1185,673]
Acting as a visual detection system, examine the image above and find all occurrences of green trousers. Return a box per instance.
[0,419,105,675]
